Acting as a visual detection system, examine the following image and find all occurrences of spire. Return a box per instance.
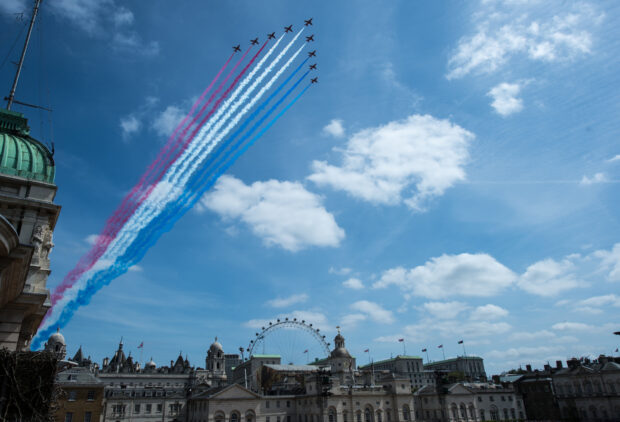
[6,0,42,110]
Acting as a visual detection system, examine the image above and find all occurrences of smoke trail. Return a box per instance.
[36,34,290,340]
[34,32,310,348]
[50,51,241,304]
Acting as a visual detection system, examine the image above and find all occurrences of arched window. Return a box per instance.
[215,412,225,422]
[489,406,499,421]
[365,408,372,422]
[386,410,391,422]
[246,410,256,422]
[479,409,486,422]
[231,412,240,422]
[329,408,337,422]
[402,405,409,421]
[451,405,458,420]
[503,409,508,420]
[356,411,362,422]
[343,411,348,422]
[376,411,381,422]
[460,403,467,418]
[468,404,475,419]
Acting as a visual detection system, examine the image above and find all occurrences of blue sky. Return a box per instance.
[1,0,619,375]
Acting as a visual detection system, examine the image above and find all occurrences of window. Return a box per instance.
[84,412,92,422]
[157,404,162,412]
[501,395,505,401]
[329,410,336,422]
[266,418,270,422]
[277,401,281,408]
[385,410,390,422]
[489,396,494,402]
[87,390,95,401]
[402,406,409,421]
[356,411,362,422]
[68,391,77,401]
[503,409,508,419]
[135,404,140,413]
[112,405,125,415]
[365,408,371,422]
[376,411,382,422]
[231,413,239,422]
[267,401,270,408]
[510,409,516,419]
[287,416,291,422]
[490,406,499,421]
[287,401,291,408]
[146,404,152,413]
[64,413,73,422]
[478,396,482,402]
[343,411,348,422]
[479,409,486,422]
[277,417,281,422]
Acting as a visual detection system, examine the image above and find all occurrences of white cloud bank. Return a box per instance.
[447,2,603,79]
[200,176,345,252]
[309,114,473,211]
[580,172,608,185]
[487,82,524,116]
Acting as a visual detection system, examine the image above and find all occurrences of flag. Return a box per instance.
[137,342,144,349]
[458,340,464,344]
[364,349,369,353]
[398,338,404,342]
[422,348,427,352]
[616,348,618,352]
[438,344,443,348]
[303,349,308,353]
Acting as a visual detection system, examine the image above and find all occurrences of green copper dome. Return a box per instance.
[0,108,55,184]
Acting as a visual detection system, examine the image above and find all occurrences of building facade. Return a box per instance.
[0,108,60,351]
[423,358,486,382]
[359,356,435,390]
[55,367,105,422]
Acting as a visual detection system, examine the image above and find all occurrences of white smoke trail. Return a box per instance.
[37,30,306,338]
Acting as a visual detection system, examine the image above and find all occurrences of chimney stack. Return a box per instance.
[526,364,532,372]
[556,360,563,369]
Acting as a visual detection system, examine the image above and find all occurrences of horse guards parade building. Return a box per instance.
[1,71,620,422]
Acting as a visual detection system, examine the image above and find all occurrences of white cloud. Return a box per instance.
[113,6,134,26]
[342,278,364,290]
[245,310,330,332]
[120,115,141,139]
[341,313,367,328]
[580,172,608,185]
[151,105,185,137]
[509,330,556,342]
[323,119,345,138]
[350,300,394,324]
[329,267,352,276]
[266,294,309,308]
[607,155,620,163]
[470,304,509,320]
[593,243,620,281]
[518,258,583,296]
[420,301,469,319]
[374,253,516,299]
[486,346,559,361]
[309,114,473,211]
[200,176,345,252]
[447,3,602,79]
[487,82,524,116]
[112,32,160,56]
[374,334,406,343]
[552,321,593,331]
[0,0,25,14]
[405,319,511,339]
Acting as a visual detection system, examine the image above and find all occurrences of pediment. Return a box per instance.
[211,384,261,400]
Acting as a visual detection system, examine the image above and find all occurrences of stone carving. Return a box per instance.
[31,224,53,267]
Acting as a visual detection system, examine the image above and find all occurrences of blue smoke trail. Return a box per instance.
[31,77,312,350]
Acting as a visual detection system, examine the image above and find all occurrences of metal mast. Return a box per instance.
[6,0,42,110]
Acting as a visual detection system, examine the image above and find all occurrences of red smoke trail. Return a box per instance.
[50,52,245,305]
[50,42,270,305]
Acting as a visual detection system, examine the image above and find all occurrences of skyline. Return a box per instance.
[0,0,619,375]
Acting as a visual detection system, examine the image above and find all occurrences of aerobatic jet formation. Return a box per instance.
[250,38,259,45]
[305,18,313,26]
[311,77,318,84]
[306,35,314,42]
[309,64,317,70]
[284,25,293,33]
[233,44,241,52]
[308,50,316,57]
[268,32,276,39]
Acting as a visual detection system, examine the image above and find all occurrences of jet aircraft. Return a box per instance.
[304,18,313,26]
[309,64,317,70]
[306,35,314,42]
[311,77,318,84]
[233,44,241,52]
[268,32,276,39]
[284,25,293,33]
[251,38,259,45]
[308,50,316,57]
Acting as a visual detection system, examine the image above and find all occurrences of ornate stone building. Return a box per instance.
[0,108,60,351]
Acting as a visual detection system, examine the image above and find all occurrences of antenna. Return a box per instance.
[6,0,43,110]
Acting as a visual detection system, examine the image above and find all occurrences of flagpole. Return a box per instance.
[403,340,406,356]
[366,349,370,364]
[460,340,467,357]
[423,348,429,363]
